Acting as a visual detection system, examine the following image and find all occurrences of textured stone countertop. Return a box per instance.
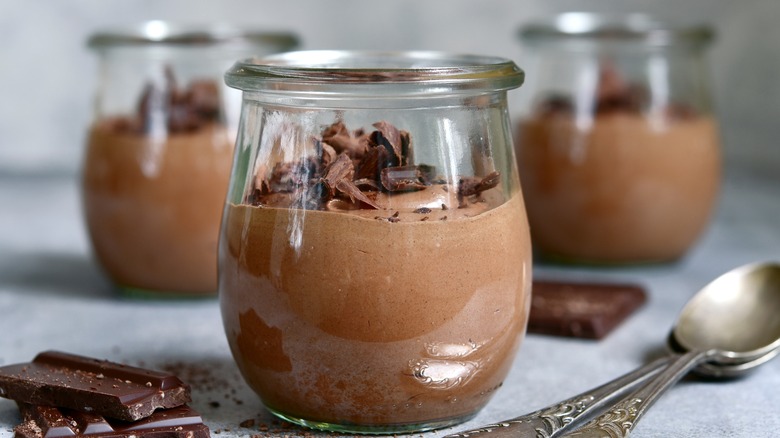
[0,168,778,437]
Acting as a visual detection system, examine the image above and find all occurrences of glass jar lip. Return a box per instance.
[519,12,714,47]
[87,20,299,49]
[224,50,525,93]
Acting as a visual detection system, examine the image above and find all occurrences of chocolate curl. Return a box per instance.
[322,153,379,209]
[457,171,500,208]
[322,120,369,165]
[381,165,432,192]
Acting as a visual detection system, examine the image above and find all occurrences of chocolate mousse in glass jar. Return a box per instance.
[219,51,532,433]
[83,22,298,297]
[515,13,720,264]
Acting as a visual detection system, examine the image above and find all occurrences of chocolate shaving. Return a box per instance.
[322,120,369,166]
[381,165,430,192]
[136,66,221,134]
[535,63,698,120]
[353,178,381,191]
[322,153,379,209]
[354,143,392,181]
[322,153,354,197]
[457,171,500,207]
[537,94,574,117]
[246,120,499,214]
[372,121,413,166]
[353,122,414,184]
[317,139,337,168]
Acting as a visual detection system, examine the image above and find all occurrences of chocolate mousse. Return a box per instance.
[516,67,720,263]
[219,121,532,429]
[83,68,233,295]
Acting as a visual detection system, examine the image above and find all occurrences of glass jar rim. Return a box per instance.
[87,20,299,49]
[224,50,525,94]
[519,12,714,47]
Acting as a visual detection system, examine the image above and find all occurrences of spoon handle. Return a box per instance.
[443,356,672,438]
[564,350,707,438]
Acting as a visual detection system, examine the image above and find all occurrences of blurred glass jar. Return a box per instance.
[515,13,720,264]
[220,51,531,433]
[82,22,298,297]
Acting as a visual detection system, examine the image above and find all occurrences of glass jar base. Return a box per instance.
[534,249,685,268]
[266,406,477,435]
[119,285,216,300]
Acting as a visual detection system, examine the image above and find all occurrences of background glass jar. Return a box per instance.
[83,22,298,297]
[220,50,531,433]
[515,13,720,264]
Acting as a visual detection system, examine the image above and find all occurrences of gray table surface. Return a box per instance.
[0,168,778,438]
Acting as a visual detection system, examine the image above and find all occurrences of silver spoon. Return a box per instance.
[565,261,780,437]
[443,357,670,438]
[443,349,771,438]
[444,262,780,438]
[666,330,780,379]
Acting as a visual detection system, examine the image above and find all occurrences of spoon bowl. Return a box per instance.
[673,262,780,363]
[667,330,780,379]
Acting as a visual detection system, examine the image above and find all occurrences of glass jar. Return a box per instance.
[219,50,531,433]
[515,13,720,264]
[83,22,298,297]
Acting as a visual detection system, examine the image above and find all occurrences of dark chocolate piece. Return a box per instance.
[529,280,647,339]
[322,153,379,209]
[534,63,698,121]
[457,171,500,207]
[0,351,191,422]
[381,165,429,192]
[14,403,210,438]
[321,120,368,162]
[245,119,501,213]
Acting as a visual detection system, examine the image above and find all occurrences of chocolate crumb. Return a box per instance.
[376,211,402,223]
[413,207,432,214]
[240,419,256,428]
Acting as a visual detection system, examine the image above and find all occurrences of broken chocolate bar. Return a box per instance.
[0,351,191,422]
[14,403,210,438]
[529,280,647,339]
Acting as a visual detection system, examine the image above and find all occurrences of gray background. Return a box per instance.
[1,2,779,437]
[1,0,779,181]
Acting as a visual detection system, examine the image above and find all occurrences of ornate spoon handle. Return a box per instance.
[564,350,706,438]
[444,356,672,438]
